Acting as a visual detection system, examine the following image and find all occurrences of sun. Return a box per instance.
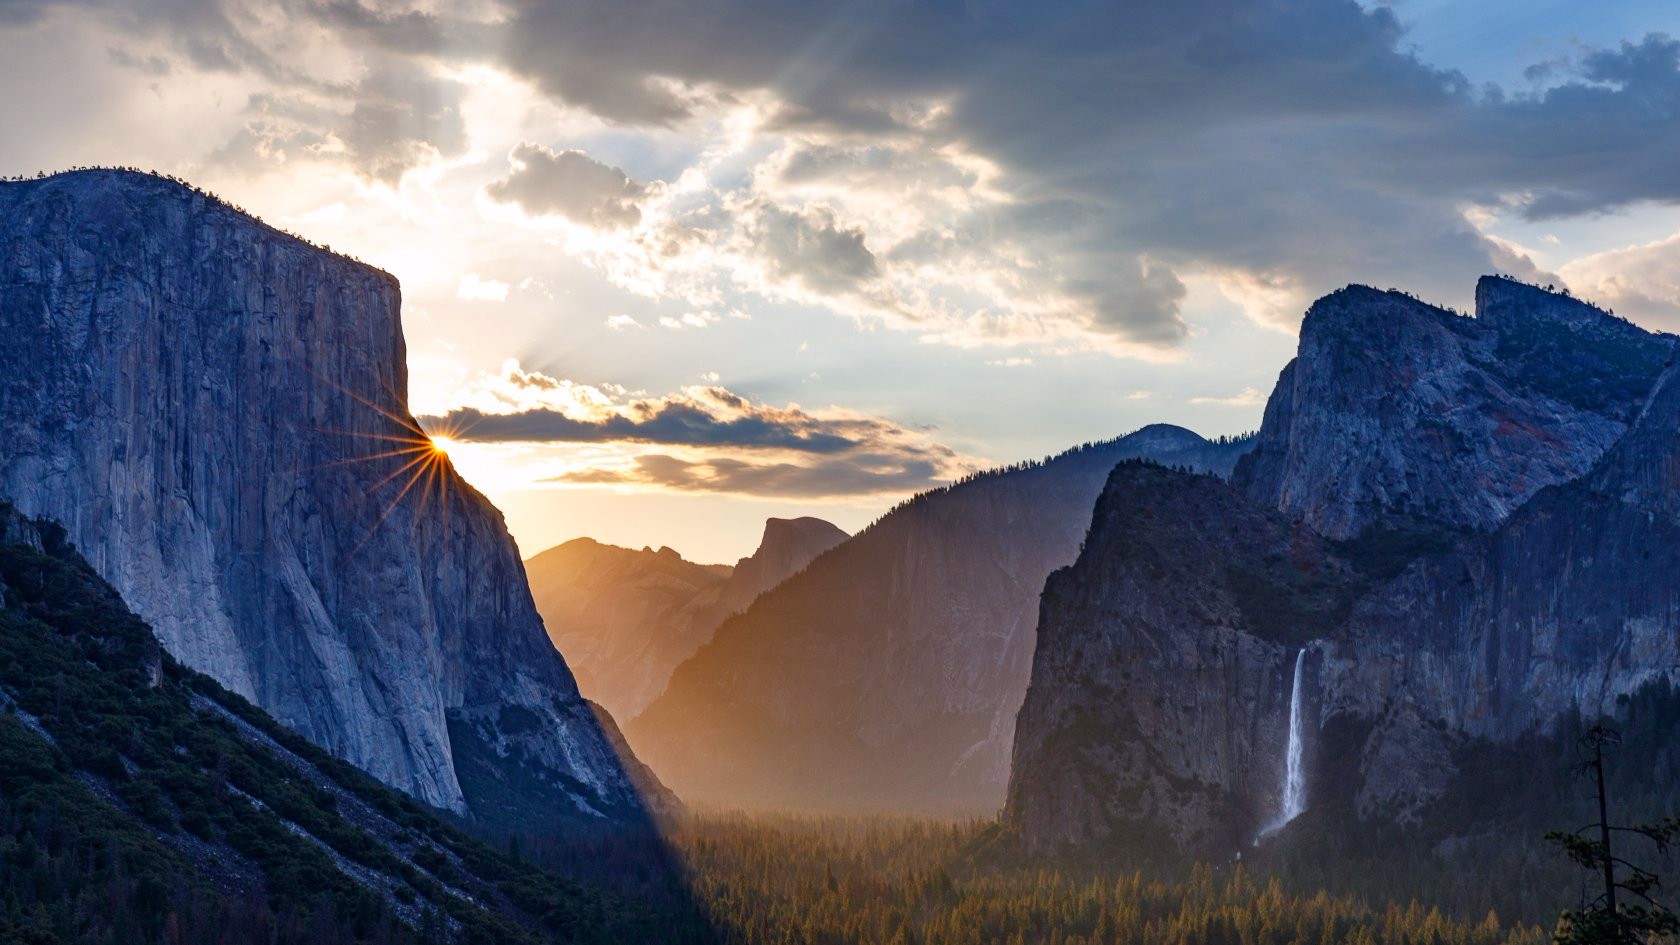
[429,435,455,456]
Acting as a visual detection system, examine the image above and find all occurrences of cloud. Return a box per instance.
[456,273,509,302]
[480,0,1680,341]
[10,0,1680,353]
[1191,387,1267,406]
[414,359,970,498]
[426,399,866,453]
[658,311,719,330]
[1560,229,1680,331]
[735,200,884,299]
[547,452,947,499]
[604,314,644,330]
[486,143,648,228]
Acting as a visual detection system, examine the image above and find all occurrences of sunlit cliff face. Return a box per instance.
[3,0,1677,560]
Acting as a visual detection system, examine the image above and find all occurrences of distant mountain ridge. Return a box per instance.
[627,425,1255,814]
[527,517,847,724]
[1006,279,1680,889]
[0,169,651,828]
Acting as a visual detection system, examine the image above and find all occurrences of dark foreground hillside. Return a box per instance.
[0,503,710,945]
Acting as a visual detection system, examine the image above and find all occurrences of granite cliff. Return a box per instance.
[0,169,650,826]
[628,426,1255,814]
[1006,462,1361,854]
[526,516,845,724]
[1006,279,1680,872]
[1235,278,1673,539]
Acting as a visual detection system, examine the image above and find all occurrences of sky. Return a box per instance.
[2,0,1678,563]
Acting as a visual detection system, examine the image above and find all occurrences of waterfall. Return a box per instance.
[1260,647,1308,840]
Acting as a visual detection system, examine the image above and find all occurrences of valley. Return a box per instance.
[1,166,1676,944]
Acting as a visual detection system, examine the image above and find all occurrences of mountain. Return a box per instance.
[0,502,697,945]
[1234,278,1673,539]
[708,518,851,611]
[1005,461,1364,855]
[1005,280,1680,912]
[627,426,1255,814]
[527,517,847,724]
[528,540,732,722]
[0,170,651,829]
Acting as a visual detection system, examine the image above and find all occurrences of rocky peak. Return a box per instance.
[728,516,849,601]
[1235,278,1673,539]
[1476,274,1614,333]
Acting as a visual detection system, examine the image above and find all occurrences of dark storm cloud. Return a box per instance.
[476,0,1680,327]
[10,0,1678,340]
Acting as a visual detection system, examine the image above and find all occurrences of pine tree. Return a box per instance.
[1547,725,1680,945]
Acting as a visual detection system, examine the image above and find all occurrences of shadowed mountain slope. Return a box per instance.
[628,425,1254,814]
[0,503,702,944]
[528,517,847,724]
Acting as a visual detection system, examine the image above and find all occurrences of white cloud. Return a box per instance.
[605,314,644,330]
[1560,229,1680,331]
[1191,387,1267,407]
[456,272,509,302]
[658,311,719,330]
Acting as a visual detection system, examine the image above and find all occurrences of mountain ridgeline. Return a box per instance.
[0,170,654,832]
[1005,278,1680,912]
[528,518,847,725]
[626,426,1256,814]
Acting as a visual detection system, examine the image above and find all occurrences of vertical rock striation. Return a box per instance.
[0,170,648,824]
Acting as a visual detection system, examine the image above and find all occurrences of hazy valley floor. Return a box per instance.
[519,814,1558,945]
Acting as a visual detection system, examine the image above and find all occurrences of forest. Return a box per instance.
[664,815,1552,945]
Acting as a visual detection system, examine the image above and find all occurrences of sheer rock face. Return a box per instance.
[1005,463,1356,854]
[1235,279,1673,539]
[709,518,850,616]
[1007,280,1680,857]
[528,517,847,725]
[0,170,647,822]
[627,426,1256,815]
[1323,358,1680,814]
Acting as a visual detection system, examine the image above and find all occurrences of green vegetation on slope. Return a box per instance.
[0,506,704,945]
